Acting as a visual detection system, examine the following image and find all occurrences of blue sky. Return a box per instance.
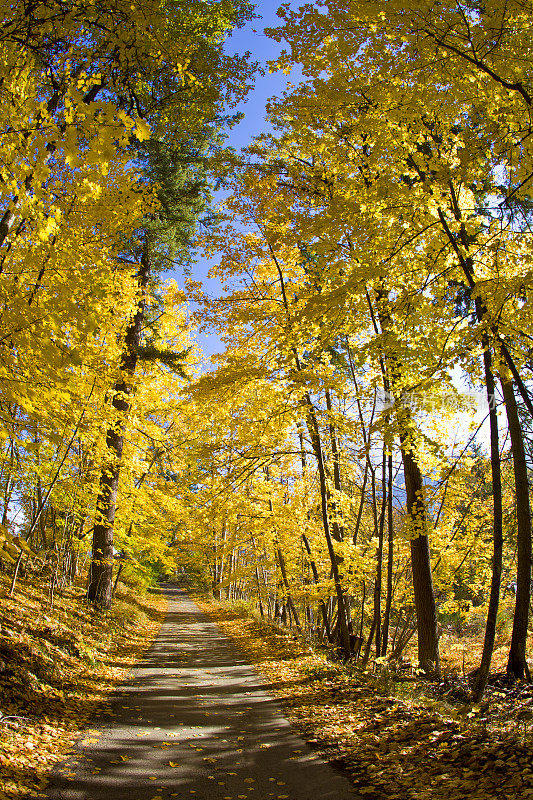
[189,2,296,359]
[223,4,292,149]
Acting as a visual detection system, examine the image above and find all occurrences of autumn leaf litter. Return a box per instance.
[198,599,533,800]
[0,575,166,799]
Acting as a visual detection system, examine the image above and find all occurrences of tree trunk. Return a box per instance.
[304,394,351,658]
[87,246,150,609]
[302,533,333,641]
[381,451,394,656]
[373,288,440,676]
[325,387,345,542]
[277,547,302,633]
[401,433,440,676]
[502,377,532,681]
[268,242,350,656]
[472,344,504,700]
[439,178,531,684]
[373,445,386,657]
[361,615,376,668]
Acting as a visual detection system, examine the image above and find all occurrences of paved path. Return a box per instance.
[40,586,356,800]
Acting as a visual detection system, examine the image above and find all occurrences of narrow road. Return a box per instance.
[40,586,356,800]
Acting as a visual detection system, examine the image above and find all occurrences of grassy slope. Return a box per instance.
[197,599,533,800]
[0,574,166,799]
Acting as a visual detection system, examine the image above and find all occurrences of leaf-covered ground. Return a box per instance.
[0,575,166,800]
[197,600,533,800]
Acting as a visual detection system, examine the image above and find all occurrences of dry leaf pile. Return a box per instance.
[0,576,166,799]
[198,600,533,800]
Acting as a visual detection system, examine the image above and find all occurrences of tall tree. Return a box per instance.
[85,0,255,607]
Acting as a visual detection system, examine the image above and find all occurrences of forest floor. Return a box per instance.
[1,576,532,800]
[0,573,166,800]
[196,598,533,800]
[34,586,355,800]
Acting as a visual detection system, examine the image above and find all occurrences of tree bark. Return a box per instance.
[277,547,302,633]
[374,444,386,656]
[325,387,344,542]
[373,288,440,676]
[381,451,395,656]
[437,188,507,696]
[302,533,333,641]
[304,395,352,658]
[267,242,351,657]
[400,428,440,676]
[502,377,532,681]
[87,246,150,609]
[472,344,504,700]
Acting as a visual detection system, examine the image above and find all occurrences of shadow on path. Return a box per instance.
[38,586,357,800]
